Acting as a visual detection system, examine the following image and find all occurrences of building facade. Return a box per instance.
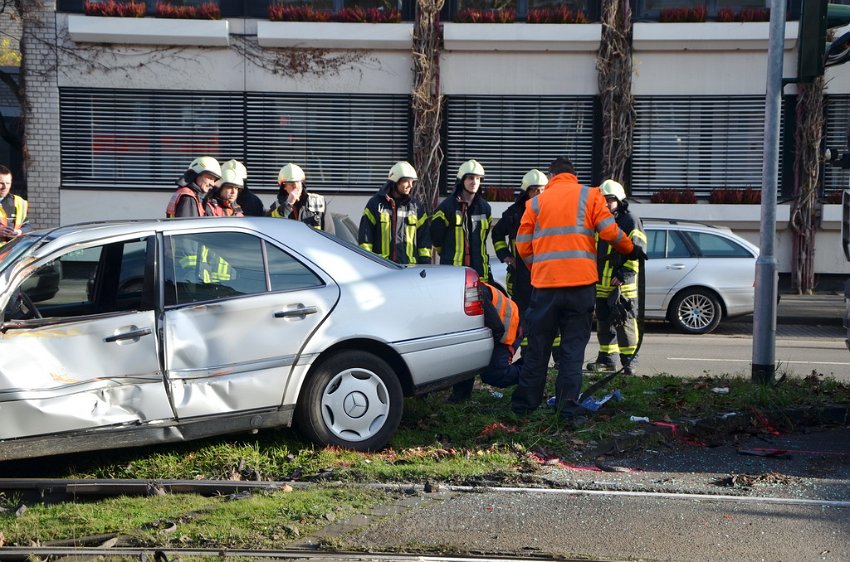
[18,0,850,277]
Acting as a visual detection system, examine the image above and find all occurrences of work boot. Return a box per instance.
[621,354,638,376]
[585,354,616,372]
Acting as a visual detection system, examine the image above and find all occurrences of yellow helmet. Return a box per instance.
[217,168,244,189]
[278,163,306,184]
[388,161,418,183]
[599,179,627,201]
[221,159,247,180]
[456,159,485,179]
[520,169,548,191]
[188,156,222,180]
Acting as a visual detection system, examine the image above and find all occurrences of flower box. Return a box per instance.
[256,21,413,50]
[632,21,799,51]
[442,22,602,52]
[67,14,230,46]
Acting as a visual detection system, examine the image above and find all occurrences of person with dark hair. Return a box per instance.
[203,168,245,217]
[430,159,493,282]
[269,163,333,234]
[358,161,432,264]
[223,159,264,217]
[0,164,29,246]
[510,156,646,425]
[166,156,222,218]
[586,179,647,375]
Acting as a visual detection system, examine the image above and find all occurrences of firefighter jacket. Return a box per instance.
[166,185,205,218]
[516,173,634,288]
[178,245,232,283]
[0,195,29,246]
[430,184,493,281]
[491,192,533,310]
[596,205,647,299]
[481,282,520,347]
[269,190,333,234]
[203,193,244,217]
[358,188,432,264]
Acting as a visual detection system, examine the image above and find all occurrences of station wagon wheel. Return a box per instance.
[669,288,722,334]
[296,350,403,451]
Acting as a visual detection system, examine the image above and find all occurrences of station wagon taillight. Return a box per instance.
[464,268,484,316]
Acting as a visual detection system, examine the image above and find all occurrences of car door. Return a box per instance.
[644,227,699,316]
[161,230,339,419]
[0,235,170,440]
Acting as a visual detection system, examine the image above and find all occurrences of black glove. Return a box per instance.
[627,247,648,262]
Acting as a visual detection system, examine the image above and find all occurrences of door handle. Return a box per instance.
[666,264,686,270]
[104,327,152,343]
[275,306,318,319]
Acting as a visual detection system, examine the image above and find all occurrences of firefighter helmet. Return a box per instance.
[278,163,306,184]
[520,169,548,191]
[188,156,222,180]
[217,168,244,189]
[221,159,247,180]
[388,161,418,183]
[599,179,627,201]
[456,159,485,179]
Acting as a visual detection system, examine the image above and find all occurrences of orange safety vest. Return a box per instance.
[0,195,28,230]
[516,173,633,288]
[166,186,204,218]
[482,281,520,346]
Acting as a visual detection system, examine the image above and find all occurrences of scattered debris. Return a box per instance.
[713,471,796,488]
[711,387,730,395]
[738,448,792,459]
[629,416,650,423]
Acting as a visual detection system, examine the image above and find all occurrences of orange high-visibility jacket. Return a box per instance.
[482,281,520,346]
[516,173,634,288]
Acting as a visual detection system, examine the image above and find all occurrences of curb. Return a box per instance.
[589,405,850,457]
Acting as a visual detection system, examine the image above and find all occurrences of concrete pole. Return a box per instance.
[752,0,786,384]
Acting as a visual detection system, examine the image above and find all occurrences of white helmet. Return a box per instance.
[188,156,222,180]
[520,169,548,191]
[456,159,485,179]
[388,161,418,183]
[278,163,306,184]
[599,179,627,201]
[221,159,247,180]
[217,168,244,189]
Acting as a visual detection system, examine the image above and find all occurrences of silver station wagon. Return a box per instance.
[0,218,493,460]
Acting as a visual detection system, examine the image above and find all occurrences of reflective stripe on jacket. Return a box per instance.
[269,192,327,230]
[516,173,634,288]
[179,246,231,283]
[430,194,493,281]
[0,195,27,230]
[482,281,520,346]
[596,210,647,299]
[358,192,432,264]
[166,186,204,218]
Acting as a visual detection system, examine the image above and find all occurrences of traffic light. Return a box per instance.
[798,1,850,82]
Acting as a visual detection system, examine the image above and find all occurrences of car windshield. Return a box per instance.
[0,233,47,274]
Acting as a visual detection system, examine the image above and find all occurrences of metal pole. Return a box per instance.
[752,0,787,384]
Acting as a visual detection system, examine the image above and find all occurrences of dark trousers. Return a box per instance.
[453,342,521,397]
[511,284,595,416]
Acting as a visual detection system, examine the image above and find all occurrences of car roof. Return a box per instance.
[640,218,731,231]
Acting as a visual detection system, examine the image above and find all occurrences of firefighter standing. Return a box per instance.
[204,168,245,217]
[358,161,432,264]
[269,163,333,234]
[0,164,29,246]
[166,156,222,218]
[510,157,643,424]
[586,179,647,376]
[430,159,493,282]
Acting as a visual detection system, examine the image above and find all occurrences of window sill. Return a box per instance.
[443,22,601,52]
[67,14,230,46]
[632,21,799,51]
[257,21,413,50]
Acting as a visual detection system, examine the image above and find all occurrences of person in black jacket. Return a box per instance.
[430,159,493,282]
[222,159,265,217]
[358,161,431,264]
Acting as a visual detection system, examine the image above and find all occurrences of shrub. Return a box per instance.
[708,187,761,204]
[650,189,698,204]
[154,2,221,20]
[268,4,332,22]
[526,6,588,24]
[825,191,843,204]
[716,7,770,22]
[333,6,401,23]
[84,0,146,17]
[659,5,707,23]
[455,8,517,23]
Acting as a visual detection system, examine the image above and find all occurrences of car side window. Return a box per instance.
[667,231,692,258]
[266,241,323,292]
[646,230,664,259]
[165,231,267,305]
[686,231,753,258]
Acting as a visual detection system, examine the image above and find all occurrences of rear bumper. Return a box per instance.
[395,327,494,387]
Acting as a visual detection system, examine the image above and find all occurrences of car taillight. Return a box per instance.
[464,268,484,316]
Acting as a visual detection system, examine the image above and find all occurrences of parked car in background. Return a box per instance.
[0,217,492,461]
[491,219,757,335]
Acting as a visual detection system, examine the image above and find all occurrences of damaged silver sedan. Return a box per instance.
[0,218,493,460]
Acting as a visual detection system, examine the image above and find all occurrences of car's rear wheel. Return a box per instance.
[669,288,722,334]
[296,350,403,451]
